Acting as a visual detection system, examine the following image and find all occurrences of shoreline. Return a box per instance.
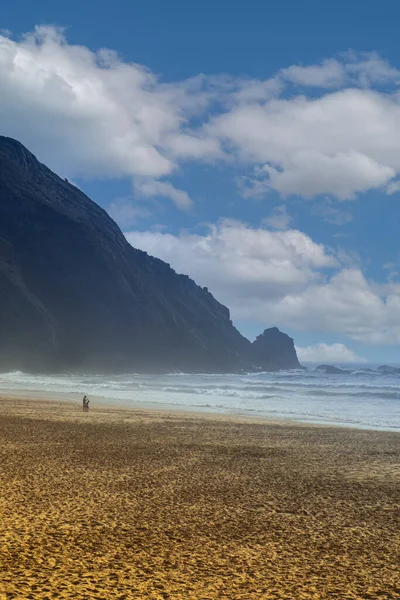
[0,395,399,598]
[0,393,306,428]
[1,388,399,432]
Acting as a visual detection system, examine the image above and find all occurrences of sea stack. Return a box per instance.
[251,327,300,371]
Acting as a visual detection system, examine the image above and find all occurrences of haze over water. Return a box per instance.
[1,366,399,431]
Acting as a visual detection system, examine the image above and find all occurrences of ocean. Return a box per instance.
[1,365,399,431]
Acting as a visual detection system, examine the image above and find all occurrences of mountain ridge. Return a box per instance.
[0,135,299,373]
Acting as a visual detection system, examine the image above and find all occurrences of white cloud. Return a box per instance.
[2,28,400,345]
[126,219,337,301]
[262,151,394,200]
[210,89,400,200]
[343,51,400,87]
[280,59,346,88]
[312,198,353,225]
[242,148,391,204]
[126,221,400,345]
[0,26,219,200]
[251,269,400,345]
[262,205,292,230]
[279,52,400,89]
[386,179,400,195]
[2,29,400,204]
[134,180,193,209]
[107,197,151,227]
[296,343,366,363]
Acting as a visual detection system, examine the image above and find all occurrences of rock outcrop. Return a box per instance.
[0,136,300,373]
[315,365,350,375]
[251,327,300,371]
[377,365,400,375]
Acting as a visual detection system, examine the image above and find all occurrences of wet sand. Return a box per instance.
[0,396,399,599]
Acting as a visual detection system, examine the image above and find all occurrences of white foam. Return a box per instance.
[0,368,399,431]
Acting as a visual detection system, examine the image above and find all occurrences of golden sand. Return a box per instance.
[0,397,399,600]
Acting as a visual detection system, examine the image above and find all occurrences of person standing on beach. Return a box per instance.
[82,395,88,412]
[85,397,90,412]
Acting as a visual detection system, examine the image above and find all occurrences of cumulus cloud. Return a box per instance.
[263,152,394,200]
[2,29,400,204]
[126,219,337,301]
[279,52,400,89]
[211,89,400,200]
[241,151,394,200]
[126,221,400,345]
[280,59,346,88]
[2,28,400,345]
[0,26,219,201]
[296,343,366,363]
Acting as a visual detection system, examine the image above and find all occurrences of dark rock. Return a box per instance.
[316,365,350,375]
[0,136,300,374]
[251,327,300,371]
[377,365,400,375]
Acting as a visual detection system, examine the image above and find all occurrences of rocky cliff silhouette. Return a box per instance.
[0,136,300,373]
[252,328,300,370]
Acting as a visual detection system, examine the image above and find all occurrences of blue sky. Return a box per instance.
[1,0,400,363]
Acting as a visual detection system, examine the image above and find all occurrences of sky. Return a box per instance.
[1,0,400,364]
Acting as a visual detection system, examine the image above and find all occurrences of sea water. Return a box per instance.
[0,366,399,431]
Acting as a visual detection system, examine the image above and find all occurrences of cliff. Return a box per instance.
[0,136,300,373]
[251,327,300,371]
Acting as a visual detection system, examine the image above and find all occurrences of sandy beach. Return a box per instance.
[0,396,399,599]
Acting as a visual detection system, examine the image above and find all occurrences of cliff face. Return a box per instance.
[0,136,300,373]
[251,327,300,371]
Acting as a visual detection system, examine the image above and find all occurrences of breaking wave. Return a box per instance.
[0,365,399,431]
